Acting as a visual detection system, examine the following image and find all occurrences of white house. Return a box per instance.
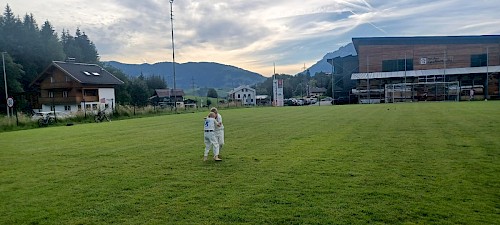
[228,85,256,105]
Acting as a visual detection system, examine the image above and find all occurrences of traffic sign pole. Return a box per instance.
[7,97,13,118]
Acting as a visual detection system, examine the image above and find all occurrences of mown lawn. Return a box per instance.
[0,102,499,224]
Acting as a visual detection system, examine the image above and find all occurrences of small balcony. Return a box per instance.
[41,81,76,89]
[38,96,100,105]
[39,96,79,105]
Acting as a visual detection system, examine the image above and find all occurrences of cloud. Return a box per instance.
[1,0,500,76]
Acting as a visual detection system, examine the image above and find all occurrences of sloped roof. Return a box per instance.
[228,85,256,95]
[154,89,185,97]
[310,87,327,93]
[31,61,124,86]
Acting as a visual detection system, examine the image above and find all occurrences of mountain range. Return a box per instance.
[305,43,357,76]
[105,43,357,89]
[104,61,266,90]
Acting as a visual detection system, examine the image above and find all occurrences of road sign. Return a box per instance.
[7,97,13,108]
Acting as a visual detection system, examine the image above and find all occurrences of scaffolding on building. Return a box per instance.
[385,80,460,103]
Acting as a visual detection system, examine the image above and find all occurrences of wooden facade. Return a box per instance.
[357,43,500,73]
[31,61,123,112]
[352,36,500,102]
[37,68,111,105]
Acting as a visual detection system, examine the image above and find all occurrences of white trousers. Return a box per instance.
[204,132,219,157]
[215,129,224,145]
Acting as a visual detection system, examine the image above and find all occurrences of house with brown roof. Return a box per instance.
[150,89,185,107]
[30,61,124,113]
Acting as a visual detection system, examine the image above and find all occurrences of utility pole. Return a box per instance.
[272,62,278,107]
[404,52,407,102]
[169,0,176,91]
[169,0,177,109]
[2,52,8,117]
[331,59,334,105]
[191,76,196,107]
[486,47,489,99]
[367,56,370,104]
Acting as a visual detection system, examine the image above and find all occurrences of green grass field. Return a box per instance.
[1,102,499,224]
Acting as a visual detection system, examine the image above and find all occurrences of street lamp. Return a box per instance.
[2,52,9,117]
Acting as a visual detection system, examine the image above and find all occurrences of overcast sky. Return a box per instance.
[2,0,500,76]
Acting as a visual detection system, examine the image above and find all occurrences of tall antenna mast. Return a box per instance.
[169,0,176,90]
[274,62,276,76]
[273,63,277,106]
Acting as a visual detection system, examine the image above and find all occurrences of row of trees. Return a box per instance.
[0,5,98,93]
[0,5,170,112]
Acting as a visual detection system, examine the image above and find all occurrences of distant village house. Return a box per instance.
[150,89,185,107]
[228,85,256,105]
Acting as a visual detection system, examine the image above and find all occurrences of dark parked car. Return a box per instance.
[331,96,350,105]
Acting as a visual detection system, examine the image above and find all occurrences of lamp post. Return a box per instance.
[2,52,9,117]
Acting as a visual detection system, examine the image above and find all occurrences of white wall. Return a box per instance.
[41,104,78,113]
[233,89,256,105]
[39,88,116,113]
[98,88,116,111]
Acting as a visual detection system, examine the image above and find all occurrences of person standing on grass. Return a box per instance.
[469,89,474,101]
[204,112,221,161]
[211,107,225,158]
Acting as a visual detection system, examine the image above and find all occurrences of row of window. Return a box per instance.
[47,90,98,98]
[49,76,72,83]
[49,104,110,112]
[49,105,71,111]
[381,54,489,72]
[382,59,413,72]
[237,94,252,99]
[48,91,68,98]
[236,93,254,102]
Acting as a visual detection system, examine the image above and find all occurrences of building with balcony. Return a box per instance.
[30,61,124,113]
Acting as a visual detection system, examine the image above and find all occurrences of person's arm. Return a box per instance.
[217,115,223,126]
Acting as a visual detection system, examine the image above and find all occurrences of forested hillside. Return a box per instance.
[0,4,170,110]
[0,5,102,111]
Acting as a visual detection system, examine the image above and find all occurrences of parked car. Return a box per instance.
[284,99,295,106]
[299,98,310,105]
[331,96,350,105]
[323,97,333,102]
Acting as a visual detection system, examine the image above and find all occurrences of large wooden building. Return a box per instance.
[30,61,124,112]
[351,35,500,103]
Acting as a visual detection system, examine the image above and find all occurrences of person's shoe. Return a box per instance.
[214,155,222,161]
[203,156,208,161]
